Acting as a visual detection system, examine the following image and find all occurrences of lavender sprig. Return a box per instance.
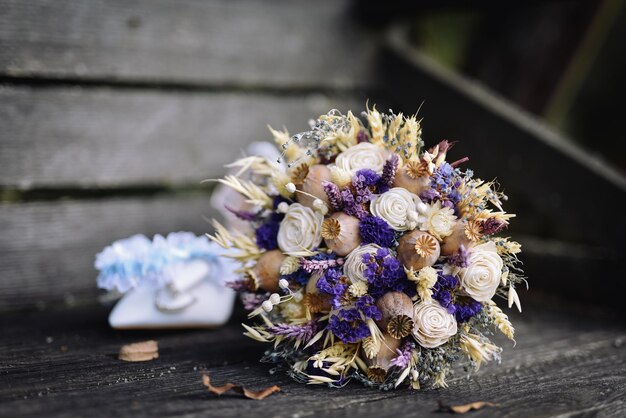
[341,188,369,220]
[390,340,416,369]
[269,321,317,342]
[300,257,344,274]
[378,154,399,193]
[448,244,470,268]
[322,181,343,211]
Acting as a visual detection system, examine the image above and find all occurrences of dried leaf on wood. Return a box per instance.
[202,374,280,400]
[118,340,159,362]
[438,400,497,414]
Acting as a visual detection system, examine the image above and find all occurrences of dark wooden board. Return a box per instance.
[0,193,220,310]
[381,27,626,249]
[0,300,624,417]
[0,0,376,88]
[0,86,364,189]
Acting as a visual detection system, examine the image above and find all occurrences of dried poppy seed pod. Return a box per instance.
[375,291,415,339]
[251,250,286,292]
[363,332,402,383]
[440,221,470,256]
[303,272,331,313]
[397,230,440,270]
[296,164,331,209]
[393,168,431,196]
[321,212,362,256]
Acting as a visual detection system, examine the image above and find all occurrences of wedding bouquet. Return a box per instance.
[210,106,525,389]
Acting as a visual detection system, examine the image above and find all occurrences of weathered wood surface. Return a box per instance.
[383,27,626,248]
[0,193,218,311]
[0,300,624,417]
[0,87,363,188]
[0,0,376,88]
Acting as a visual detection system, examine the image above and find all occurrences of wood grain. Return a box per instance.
[0,304,623,417]
[0,193,218,310]
[0,86,363,188]
[383,27,626,248]
[0,0,376,88]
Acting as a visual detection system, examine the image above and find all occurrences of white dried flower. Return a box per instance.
[406,265,438,302]
[343,244,382,283]
[348,281,369,297]
[459,241,503,302]
[412,300,457,348]
[334,142,389,175]
[329,166,352,188]
[261,300,273,312]
[370,187,421,231]
[418,201,457,240]
[278,278,290,290]
[277,203,323,255]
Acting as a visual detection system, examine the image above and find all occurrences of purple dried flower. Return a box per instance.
[355,295,382,320]
[362,249,414,298]
[341,188,369,220]
[419,188,440,202]
[359,216,395,247]
[448,244,470,268]
[355,169,381,187]
[269,320,317,342]
[225,205,258,221]
[454,298,482,323]
[356,129,368,143]
[225,279,251,292]
[378,154,399,193]
[255,220,280,250]
[482,218,507,235]
[432,273,460,314]
[352,172,374,204]
[316,268,348,309]
[322,181,343,211]
[431,272,482,322]
[328,314,370,343]
[241,293,268,311]
[390,340,415,369]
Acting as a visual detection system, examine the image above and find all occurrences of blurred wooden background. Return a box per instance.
[1,0,625,312]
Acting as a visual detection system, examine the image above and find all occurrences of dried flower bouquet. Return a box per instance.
[210,106,525,389]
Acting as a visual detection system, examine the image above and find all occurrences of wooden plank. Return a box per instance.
[0,86,364,188]
[382,26,626,250]
[0,303,624,417]
[0,0,376,88]
[0,193,219,310]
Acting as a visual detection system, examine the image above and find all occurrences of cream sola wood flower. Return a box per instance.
[335,141,389,175]
[458,241,504,302]
[369,187,422,231]
[277,203,324,256]
[412,300,458,348]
